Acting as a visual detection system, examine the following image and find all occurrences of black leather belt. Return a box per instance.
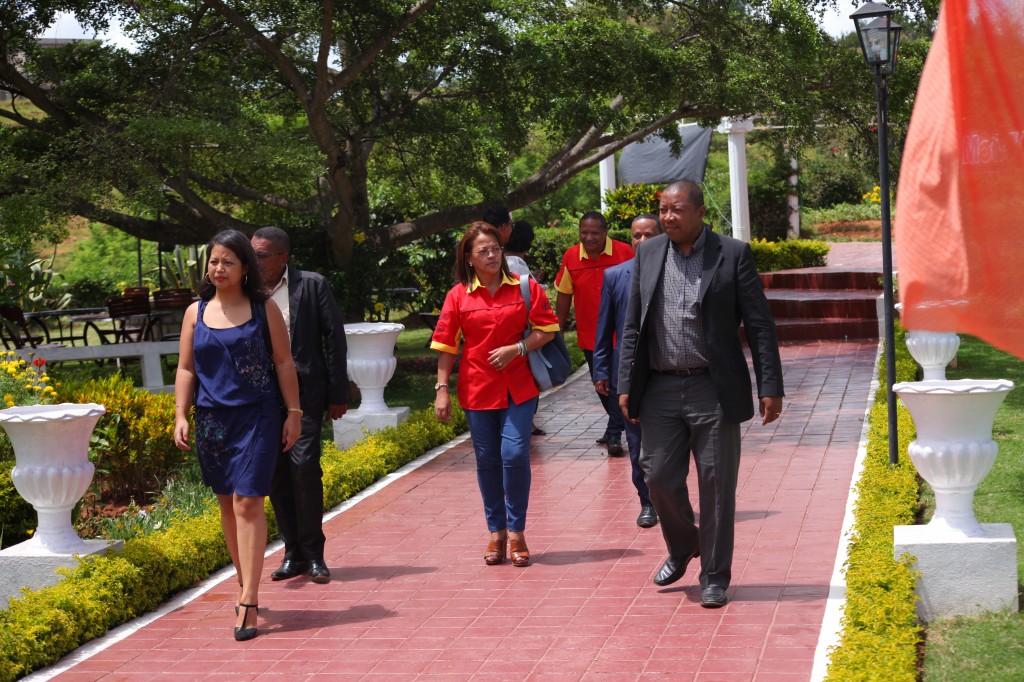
[654,367,709,377]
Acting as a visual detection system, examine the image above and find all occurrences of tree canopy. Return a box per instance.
[1,0,929,264]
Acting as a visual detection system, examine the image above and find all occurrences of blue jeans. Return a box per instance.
[464,394,538,533]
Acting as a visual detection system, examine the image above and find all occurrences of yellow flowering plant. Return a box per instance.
[0,350,56,408]
[862,185,883,205]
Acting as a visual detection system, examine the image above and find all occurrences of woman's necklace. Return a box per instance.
[215,297,250,319]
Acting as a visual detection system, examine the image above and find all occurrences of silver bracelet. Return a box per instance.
[518,340,527,356]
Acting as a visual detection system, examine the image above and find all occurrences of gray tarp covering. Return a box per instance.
[616,126,713,185]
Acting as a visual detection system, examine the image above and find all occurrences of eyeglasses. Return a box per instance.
[472,247,503,258]
[255,251,285,260]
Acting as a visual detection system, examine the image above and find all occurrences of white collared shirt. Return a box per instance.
[268,272,291,336]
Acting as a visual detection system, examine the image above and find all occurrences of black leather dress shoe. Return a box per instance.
[309,559,331,584]
[271,558,308,581]
[700,585,728,608]
[636,505,658,528]
[596,436,609,445]
[653,551,698,586]
[606,437,624,456]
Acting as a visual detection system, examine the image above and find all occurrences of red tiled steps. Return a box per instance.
[760,269,882,292]
[759,267,883,342]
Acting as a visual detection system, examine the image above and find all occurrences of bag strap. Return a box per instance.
[518,275,531,335]
[253,300,274,361]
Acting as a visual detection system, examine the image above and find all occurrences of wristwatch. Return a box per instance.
[434,382,449,391]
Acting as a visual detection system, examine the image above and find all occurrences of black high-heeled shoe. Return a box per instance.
[234,603,258,641]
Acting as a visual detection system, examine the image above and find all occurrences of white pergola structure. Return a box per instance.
[599,117,801,241]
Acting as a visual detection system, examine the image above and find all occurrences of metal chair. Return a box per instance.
[122,286,151,299]
[99,296,152,344]
[0,305,51,350]
[152,288,193,311]
[151,288,194,341]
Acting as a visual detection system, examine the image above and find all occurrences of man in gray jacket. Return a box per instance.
[617,181,784,608]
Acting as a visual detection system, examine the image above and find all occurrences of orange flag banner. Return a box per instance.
[895,0,1024,357]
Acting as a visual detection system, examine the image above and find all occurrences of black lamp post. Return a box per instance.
[851,2,902,465]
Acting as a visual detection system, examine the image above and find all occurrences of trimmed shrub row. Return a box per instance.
[825,326,923,680]
[0,404,468,681]
[0,470,33,549]
[529,225,829,289]
[750,238,829,272]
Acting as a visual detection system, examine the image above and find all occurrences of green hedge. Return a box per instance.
[0,469,33,549]
[528,226,580,285]
[603,183,661,232]
[825,325,923,680]
[0,374,199,550]
[0,404,468,682]
[529,225,632,286]
[58,374,184,502]
[1,375,184,549]
[750,238,829,272]
[528,228,828,288]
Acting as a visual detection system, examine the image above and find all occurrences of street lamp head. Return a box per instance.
[851,2,903,76]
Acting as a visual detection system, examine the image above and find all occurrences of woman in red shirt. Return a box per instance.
[432,223,559,567]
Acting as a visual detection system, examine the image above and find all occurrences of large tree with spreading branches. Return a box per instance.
[1,0,932,265]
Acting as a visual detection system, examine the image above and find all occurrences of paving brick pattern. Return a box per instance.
[47,336,879,681]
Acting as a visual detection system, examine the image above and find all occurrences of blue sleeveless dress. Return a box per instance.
[193,300,282,497]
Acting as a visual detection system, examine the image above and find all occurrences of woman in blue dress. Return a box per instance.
[173,230,302,641]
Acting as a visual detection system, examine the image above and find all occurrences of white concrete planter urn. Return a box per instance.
[0,403,105,554]
[893,380,1013,536]
[905,330,961,381]
[344,322,405,413]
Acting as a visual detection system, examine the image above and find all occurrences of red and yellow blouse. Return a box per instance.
[554,237,634,350]
[431,273,560,410]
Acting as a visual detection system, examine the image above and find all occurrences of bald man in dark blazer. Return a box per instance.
[617,180,784,608]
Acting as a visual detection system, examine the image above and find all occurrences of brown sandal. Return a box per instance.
[509,535,530,567]
[484,533,507,565]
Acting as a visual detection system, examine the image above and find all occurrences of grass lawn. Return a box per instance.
[922,336,1024,680]
[0,99,45,126]
[381,326,438,414]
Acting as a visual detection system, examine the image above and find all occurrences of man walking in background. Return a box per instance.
[617,181,784,608]
[555,212,634,455]
[482,206,514,248]
[592,214,662,528]
[252,227,349,585]
[482,206,532,279]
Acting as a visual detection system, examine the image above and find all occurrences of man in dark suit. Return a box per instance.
[592,214,662,529]
[617,180,784,608]
[252,227,348,584]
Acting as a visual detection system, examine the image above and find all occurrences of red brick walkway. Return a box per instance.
[41,338,879,681]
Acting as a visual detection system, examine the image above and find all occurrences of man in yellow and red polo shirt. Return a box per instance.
[555,211,634,455]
